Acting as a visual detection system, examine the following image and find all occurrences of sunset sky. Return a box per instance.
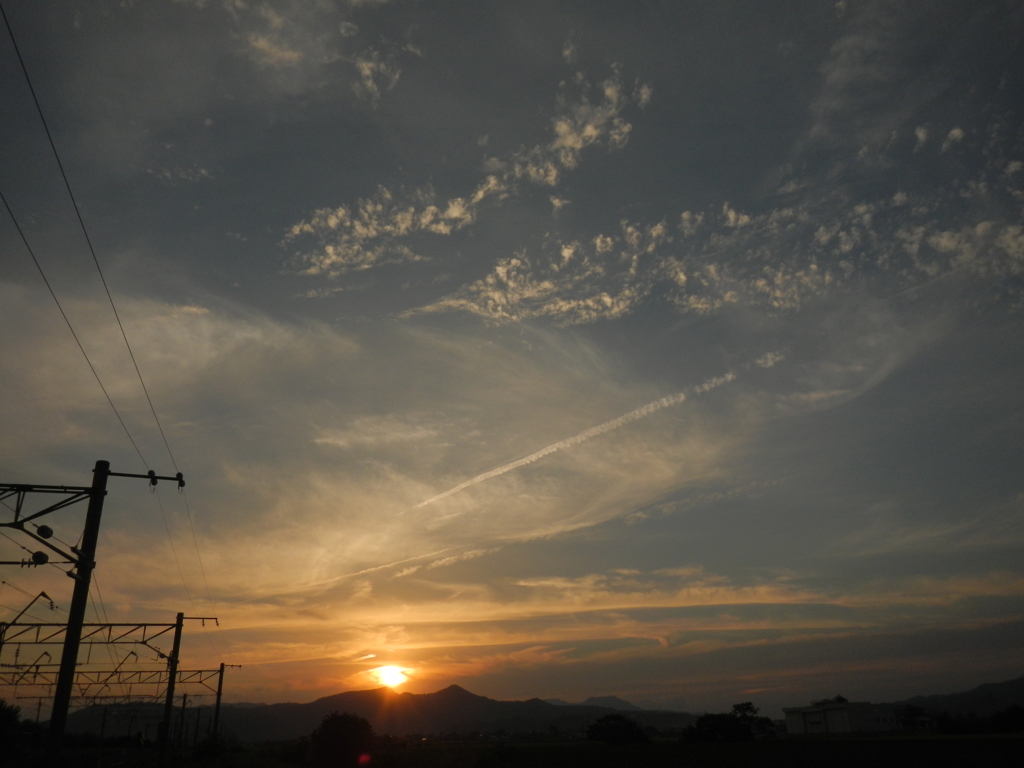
[2,0,1023,718]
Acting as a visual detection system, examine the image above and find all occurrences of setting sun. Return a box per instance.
[372,666,409,687]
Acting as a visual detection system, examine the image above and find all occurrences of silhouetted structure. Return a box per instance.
[783,696,897,734]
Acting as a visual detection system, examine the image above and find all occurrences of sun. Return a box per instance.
[372,666,408,687]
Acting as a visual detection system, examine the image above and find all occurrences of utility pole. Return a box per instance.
[212,662,241,740]
[48,459,109,739]
[177,692,189,746]
[2,460,185,744]
[213,662,225,739]
[159,611,184,748]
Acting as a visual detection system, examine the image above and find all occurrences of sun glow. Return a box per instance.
[372,666,408,687]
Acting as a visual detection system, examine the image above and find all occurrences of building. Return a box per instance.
[783,696,898,734]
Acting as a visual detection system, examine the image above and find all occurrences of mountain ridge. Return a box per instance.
[63,675,1024,741]
[891,675,1024,716]
[216,684,694,742]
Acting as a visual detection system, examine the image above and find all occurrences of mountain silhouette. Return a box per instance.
[64,675,1024,741]
[892,676,1024,716]
[544,695,640,710]
[66,684,693,742]
[580,696,641,711]
[213,685,691,741]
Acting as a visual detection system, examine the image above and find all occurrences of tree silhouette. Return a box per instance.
[0,699,21,736]
[730,702,759,721]
[685,702,775,742]
[309,711,375,767]
[686,713,754,743]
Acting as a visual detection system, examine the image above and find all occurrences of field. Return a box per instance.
[6,734,1023,768]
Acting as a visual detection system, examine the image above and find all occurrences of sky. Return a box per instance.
[1,0,1023,719]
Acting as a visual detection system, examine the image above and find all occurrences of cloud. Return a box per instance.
[915,126,929,151]
[247,33,303,66]
[158,0,408,105]
[288,66,650,278]
[5,269,1019,707]
[510,567,819,614]
[941,126,966,152]
[351,49,401,101]
[805,2,940,152]
[415,371,735,508]
[315,415,440,449]
[414,127,1024,325]
[229,0,401,95]
[755,352,785,369]
[410,220,671,324]
[427,548,498,569]
[561,36,577,65]
[147,165,215,184]
[0,287,744,613]
[492,67,643,189]
[285,185,474,276]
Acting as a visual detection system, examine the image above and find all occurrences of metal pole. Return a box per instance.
[177,692,188,745]
[49,459,109,742]
[213,662,225,738]
[159,611,184,748]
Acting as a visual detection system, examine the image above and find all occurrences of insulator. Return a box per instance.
[36,525,53,539]
[31,551,49,565]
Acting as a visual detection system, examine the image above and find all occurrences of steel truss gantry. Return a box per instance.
[0,666,221,697]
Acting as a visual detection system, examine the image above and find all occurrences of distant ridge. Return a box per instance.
[580,696,641,711]
[65,684,694,742]
[543,695,640,710]
[892,676,1024,716]
[64,675,1024,742]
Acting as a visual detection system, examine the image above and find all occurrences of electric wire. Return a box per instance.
[180,490,232,656]
[89,582,121,680]
[0,602,55,623]
[180,493,215,606]
[89,577,133,698]
[1,0,178,473]
[0,530,56,565]
[0,577,66,617]
[3,2,222,642]
[0,188,150,469]
[153,490,197,615]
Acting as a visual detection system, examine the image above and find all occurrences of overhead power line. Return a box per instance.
[0,186,149,468]
[1,0,177,472]
[2,3,221,614]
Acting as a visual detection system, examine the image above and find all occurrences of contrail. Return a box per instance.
[416,371,737,508]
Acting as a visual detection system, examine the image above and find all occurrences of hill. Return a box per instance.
[580,696,641,711]
[893,676,1024,717]
[545,695,641,711]
[64,684,694,742]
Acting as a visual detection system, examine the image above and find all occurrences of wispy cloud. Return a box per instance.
[410,220,671,324]
[285,185,473,275]
[288,66,650,277]
[415,151,1024,324]
[351,49,401,102]
[416,372,735,508]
